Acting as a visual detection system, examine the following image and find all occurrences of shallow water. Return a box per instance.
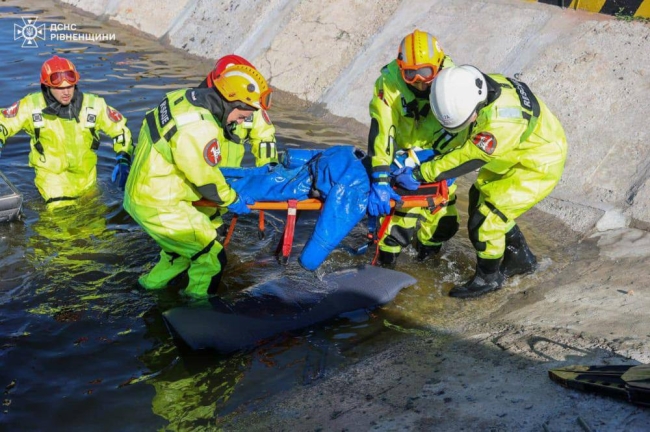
[0,3,572,430]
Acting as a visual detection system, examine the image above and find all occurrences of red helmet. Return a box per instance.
[40,55,80,88]
[206,54,254,88]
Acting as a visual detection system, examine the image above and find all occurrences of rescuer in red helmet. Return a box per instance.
[0,55,133,207]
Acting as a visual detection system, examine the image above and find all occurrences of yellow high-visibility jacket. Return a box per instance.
[418,73,568,221]
[368,57,459,174]
[0,91,132,202]
[124,88,240,210]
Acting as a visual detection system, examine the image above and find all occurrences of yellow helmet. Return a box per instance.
[397,29,445,84]
[212,64,272,110]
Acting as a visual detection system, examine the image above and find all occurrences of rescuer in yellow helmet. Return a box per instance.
[367,30,466,268]
[124,64,273,298]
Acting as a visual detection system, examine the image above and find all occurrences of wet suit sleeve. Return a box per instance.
[0,96,35,146]
[417,139,489,182]
[95,98,134,157]
[173,125,239,207]
[368,75,399,175]
[417,120,522,182]
[248,110,278,166]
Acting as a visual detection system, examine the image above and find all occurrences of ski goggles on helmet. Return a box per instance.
[260,88,273,110]
[401,64,439,84]
[49,70,79,87]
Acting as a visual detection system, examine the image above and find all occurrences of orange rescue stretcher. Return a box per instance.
[193,181,449,266]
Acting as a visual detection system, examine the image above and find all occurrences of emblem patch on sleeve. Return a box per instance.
[472,132,497,155]
[107,107,124,123]
[203,139,222,166]
[2,101,20,118]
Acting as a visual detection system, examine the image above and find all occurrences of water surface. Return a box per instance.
[0,3,571,430]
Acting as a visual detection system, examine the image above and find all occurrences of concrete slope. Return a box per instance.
[63,0,650,233]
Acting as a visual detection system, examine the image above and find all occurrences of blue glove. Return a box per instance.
[111,154,131,190]
[228,194,253,215]
[368,173,402,216]
[393,167,420,191]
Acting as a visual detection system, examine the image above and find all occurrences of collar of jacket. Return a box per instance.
[185,87,249,143]
[484,74,502,105]
[41,84,83,122]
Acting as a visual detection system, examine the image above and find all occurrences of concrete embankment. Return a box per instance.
[61,0,650,234]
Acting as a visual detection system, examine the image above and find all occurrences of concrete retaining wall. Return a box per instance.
[62,0,650,233]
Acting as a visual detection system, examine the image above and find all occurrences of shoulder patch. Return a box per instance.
[2,101,20,118]
[472,132,497,155]
[203,139,221,166]
[107,107,124,123]
[261,110,272,125]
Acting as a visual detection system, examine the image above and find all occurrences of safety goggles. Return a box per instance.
[260,88,273,110]
[401,64,439,84]
[49,70,78,87]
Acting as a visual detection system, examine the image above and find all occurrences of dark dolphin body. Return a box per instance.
[163,265,417,353]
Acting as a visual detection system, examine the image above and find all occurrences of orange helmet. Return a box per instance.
[207,54,254,88]
[40,55,80,88]
[397,30,445,85]
[212,64,272,110]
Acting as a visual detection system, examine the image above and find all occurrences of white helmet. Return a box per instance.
[429,65,487,133]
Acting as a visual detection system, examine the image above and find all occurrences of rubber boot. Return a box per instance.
[449,257,504,298]
[184,245,227,298]
[378,250,399,269]
[138,250,190,290]
[415,241,442,262]
[500,225,537,278]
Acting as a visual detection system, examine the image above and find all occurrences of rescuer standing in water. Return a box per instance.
[0,55,133,208]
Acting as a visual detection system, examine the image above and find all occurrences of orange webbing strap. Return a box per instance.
[369,181,449,266]
[223,215,238,248]
[274,199,299,264]
[371,208,395,266]
[258,210,266,239]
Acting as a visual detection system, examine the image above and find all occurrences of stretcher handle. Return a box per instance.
[192,197,439,210]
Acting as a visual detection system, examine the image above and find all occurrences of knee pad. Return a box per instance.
[429,215,460,243]
[384,224,413,248]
